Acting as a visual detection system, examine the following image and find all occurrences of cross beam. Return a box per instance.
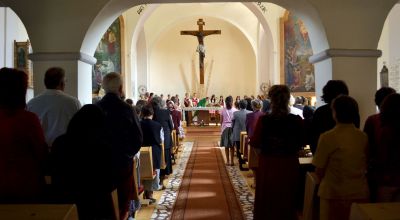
[181,19,221,84]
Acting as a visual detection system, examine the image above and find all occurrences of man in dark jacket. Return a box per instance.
[96,72,143,220]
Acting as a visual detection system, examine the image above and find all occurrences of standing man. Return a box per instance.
[27,67,81,150]
[96,72,143,220]
[232,99,251,170]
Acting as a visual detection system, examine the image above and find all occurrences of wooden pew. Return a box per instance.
[160,143,166,169]
[171,130,177,164]
[243,134,248,160]
[139,146,155,180]
[247,143,259,170]
[302,172,320,220]
[240,131,247,155]
[350,202,400,220]
[111,189,120,220]
[0,204,79,220]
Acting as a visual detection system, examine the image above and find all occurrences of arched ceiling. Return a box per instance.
[126,3,284,59]
[129,3,285,54]
[81,0,326,54]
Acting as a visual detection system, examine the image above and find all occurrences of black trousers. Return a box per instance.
[235,141,245,166]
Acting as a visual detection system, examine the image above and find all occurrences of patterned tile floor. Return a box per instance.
[150,142,194,219]
[148,142,255,220]
[225,165,255,220]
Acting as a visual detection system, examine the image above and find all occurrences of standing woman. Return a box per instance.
[235,96,241,103]
[251,85,304,220]
[210,94,217,105]
[140,105,163,204]
[215,95,224,125]
[374,93,400,202]
[220,96,237,166]
[218,95,224,107]
[151,96,173,188]
[168,100,182,147]
[0,68,48,203]
[245,99,264,187]
[313,95,369,220]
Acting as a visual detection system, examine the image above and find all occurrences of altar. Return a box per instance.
[182,106,222,126]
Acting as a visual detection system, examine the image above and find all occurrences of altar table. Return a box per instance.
[182,107,222,126]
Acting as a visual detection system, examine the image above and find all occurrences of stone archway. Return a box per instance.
[2,0,399,127]
[378,3,400,92]
[2,0,332,105]
[125,3,276,100]
[81,1,328,102]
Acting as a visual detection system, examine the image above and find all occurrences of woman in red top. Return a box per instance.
[0,68,47,202]
[251,85,304,220]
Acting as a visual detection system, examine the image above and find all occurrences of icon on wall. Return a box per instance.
[380,62,389,88]
[138,85,147,95]
[14,40,33,88]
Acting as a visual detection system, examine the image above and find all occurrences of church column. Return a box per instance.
[28,52,96,105]
[305,0,397,126]
[310,49,381,126]
[136,27,148,97]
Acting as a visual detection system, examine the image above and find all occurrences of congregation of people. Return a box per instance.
[0,67,180,220]
[217,82,400,220]
[1,65,400,220]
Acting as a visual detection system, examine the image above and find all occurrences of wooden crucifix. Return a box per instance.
[181,18,221,84]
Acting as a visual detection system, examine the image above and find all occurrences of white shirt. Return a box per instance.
[290,106,304,119]
[27,89,81,147]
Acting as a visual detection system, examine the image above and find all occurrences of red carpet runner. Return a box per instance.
[171,127,244,220]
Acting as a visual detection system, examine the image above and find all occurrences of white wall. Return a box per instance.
[263,3,285,85]
[136,27,148,97]
[378,3,400,92]
[0,8,29,67]
[0,7,33,100]
[122,3,287,99]
[148,17,256,98]
[0,8,5,67]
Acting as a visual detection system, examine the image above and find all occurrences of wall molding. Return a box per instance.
[309,49,382,64]
[28,52,97,65]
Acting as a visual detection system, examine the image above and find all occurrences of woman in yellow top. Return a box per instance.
[312,95,369,220]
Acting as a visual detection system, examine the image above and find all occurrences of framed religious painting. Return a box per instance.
[280,11,315,97]
[14,40,33,88]
[92,16,125,96]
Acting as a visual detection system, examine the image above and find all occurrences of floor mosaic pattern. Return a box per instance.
[149,141,254,220]
[150,142,193,220]
[225,165,255,220]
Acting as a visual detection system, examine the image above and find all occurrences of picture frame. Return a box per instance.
[92,16,124,95]
[280,11,315,97]
[14,40,33,88]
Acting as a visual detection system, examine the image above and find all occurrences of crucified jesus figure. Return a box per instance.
[181,19,221,84]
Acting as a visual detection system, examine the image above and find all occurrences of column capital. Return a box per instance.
[28,52,97,65]
[309,49,382,64]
